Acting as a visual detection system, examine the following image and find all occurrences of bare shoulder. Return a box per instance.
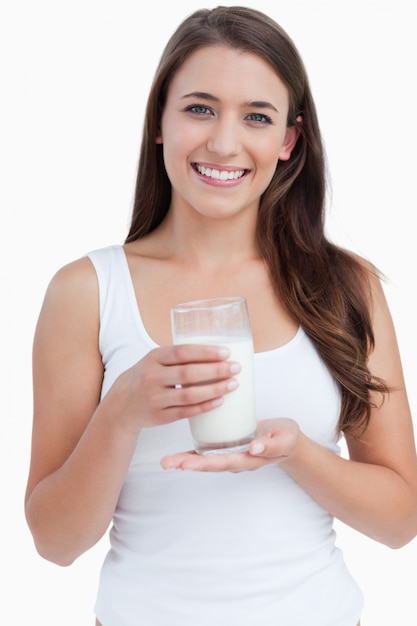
[51,254,98,283]
[35,256,100,342]
[343,249,381,281]
[34,254,101,379]
[42,255,99,310]
[34,254,102,384]
[341,249,388,310]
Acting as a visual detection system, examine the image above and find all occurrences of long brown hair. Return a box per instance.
[125,6,388,435]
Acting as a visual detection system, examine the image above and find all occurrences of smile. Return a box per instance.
[193,163,246,181]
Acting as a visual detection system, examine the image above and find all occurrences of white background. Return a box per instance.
[1,0,416,624]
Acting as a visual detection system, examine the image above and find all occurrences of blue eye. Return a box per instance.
[246,113,273,124]
[186,104,212,115]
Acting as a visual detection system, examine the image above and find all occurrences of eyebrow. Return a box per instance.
[181,91,279,113]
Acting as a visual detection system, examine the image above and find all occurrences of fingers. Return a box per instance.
[161,450,263,472]
[153,344,242,414]
[132,345,242,426]
[161,394,225,421]
[166,373,239,406]
[151,344,241,390]
[160,375,239,421]
[163,359,241,388]
[161,419,301,470]
[248,418,300,458]
[157,344,232,366]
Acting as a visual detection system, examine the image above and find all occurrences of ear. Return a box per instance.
[155,135,163,144]
[278,115,302,161]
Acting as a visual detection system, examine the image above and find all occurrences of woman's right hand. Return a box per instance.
[111,344,241,433]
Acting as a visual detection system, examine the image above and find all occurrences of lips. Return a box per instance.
[193,163,247,181]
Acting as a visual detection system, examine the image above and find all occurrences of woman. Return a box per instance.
[25,6,417,626]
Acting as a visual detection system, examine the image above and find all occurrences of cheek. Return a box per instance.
[163,123,198,162]
[161,130,193,185]
[255,145,280,177]
[160,127,184,168]
[255,132,283,166]
[251,139,281,191]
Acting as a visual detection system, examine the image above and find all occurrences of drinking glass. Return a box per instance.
[171,297,256,454]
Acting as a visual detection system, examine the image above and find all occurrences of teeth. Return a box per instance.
[195,164,245,180]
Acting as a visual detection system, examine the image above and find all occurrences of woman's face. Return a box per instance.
[157,45,299,222]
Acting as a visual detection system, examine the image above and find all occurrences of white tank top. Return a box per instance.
[88,245,363,626]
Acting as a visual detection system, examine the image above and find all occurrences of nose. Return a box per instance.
[206,115,242,157]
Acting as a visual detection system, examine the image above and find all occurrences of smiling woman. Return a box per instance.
[154,45,299,216]
[24,6,417,626]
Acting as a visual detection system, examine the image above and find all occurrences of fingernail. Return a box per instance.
[229,362,241,374]
[218,347,231,358]
[212,397,224,407]
[227,379,239,391]
[251,442,265,455]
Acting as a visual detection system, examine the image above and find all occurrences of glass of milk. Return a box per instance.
[170,297,257,455]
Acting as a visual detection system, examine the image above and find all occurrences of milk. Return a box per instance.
[179,335,256,453]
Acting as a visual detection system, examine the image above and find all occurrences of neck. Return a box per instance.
[157,206,260,268]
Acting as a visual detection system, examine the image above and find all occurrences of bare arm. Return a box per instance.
[162,269,417,548]
[25,258,240,565]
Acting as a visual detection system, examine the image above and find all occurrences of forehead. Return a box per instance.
[167,45,289,107]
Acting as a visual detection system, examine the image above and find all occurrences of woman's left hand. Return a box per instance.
[161,418,300,472]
